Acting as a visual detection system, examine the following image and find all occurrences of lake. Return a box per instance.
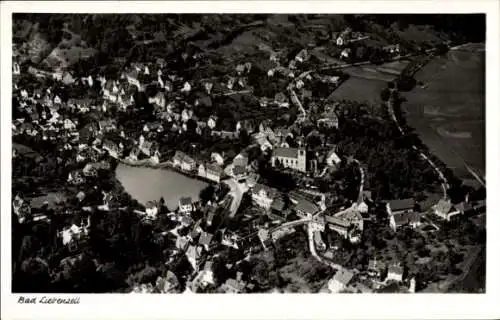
[115,163,209,210]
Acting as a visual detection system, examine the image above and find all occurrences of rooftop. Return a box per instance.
[273,147,302,159]
[179,197,193,206]
[333,268,354,285]
[388,198,415,211]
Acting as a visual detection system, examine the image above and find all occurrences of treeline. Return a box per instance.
[351,14,485,43]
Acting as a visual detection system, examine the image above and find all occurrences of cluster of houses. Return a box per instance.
[326,260,414,294]
[384,196,484,232]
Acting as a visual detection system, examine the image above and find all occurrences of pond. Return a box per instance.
[115,163,209,210]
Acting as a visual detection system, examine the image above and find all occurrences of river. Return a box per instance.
[402,45,485,186]
[115,163,208,210]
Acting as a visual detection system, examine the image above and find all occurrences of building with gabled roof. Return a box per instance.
[179,196,194,214]
[328,268,354,293]
[432,199,461,221]
[272,147,306,172]
[251,184,277,210]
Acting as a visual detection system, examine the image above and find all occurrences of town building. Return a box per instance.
[179,197,194,214]
[432,199,462,221]
[368,259,387,279]
[325,215,351,238]
[271,147,307,172]
[387,264,404,282]
[173,151,197,171]
[386,198,415,216]
[328,268,354,293]
[221,272,246,293]
[251,184,277,210]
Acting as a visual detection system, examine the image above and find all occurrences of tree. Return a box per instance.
[380,88,391,102]
[199,185,215,204]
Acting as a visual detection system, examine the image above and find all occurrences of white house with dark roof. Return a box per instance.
[251,184,277,210]
[387,263,404,282]
[179,197,194,214]
[205,163,224,183]
[271,147,306,172]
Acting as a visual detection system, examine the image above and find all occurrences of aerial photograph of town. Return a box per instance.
[11,13,486,294]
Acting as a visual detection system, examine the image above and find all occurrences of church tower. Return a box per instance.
[297,148,307,172]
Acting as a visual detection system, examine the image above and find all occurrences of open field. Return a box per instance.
[402,45,485,183]
[329,60,409,104]
[327,76,387,104]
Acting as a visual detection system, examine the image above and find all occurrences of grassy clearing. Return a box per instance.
[328,76,387,104]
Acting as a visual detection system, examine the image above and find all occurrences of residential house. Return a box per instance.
[335,28,352,46]
[252,132,273,152]
[176,236,190,251]
[318,112,339,129]
[199,261,215,287]
[274,92,289,108]
[231,165,247,181]
[389,211,421,231]
[251,184,277,210]
[159,271,180,293]
[186,245,202,271]
[140,141,153,157]
[207,116,218,130]
[212,130,238,140]
[325,149,342,167]
[179,197,194,214]
[325,215,351,238]
[432,199,462,221]
[211,152,224,165]
[173,151,197,171]
[103,140,121,158]
[181,216,194,228]
[181,109,193,123]
[258,228,272,251]
[290,194,320,217]
[269,195,287,220]
[221,272,246,293]
[383,44,401,55]
[386,198,415,216]
[13,61,21,75]
[189,219,203,241]
[233,153,249,167]
[328,268,354,293]
[205,163,224,183]
[181,81,192,93]
[340,48,352,60]
[12,194,31,223]
[198,232,214,251]
[145,201,159,220]
[272,147,307,173]
[58,217,90,248]
[295,49,309,63]
[67,170,84,185]
[63,119,76,131]
[368,259,387,279]
[387,264,404,282]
